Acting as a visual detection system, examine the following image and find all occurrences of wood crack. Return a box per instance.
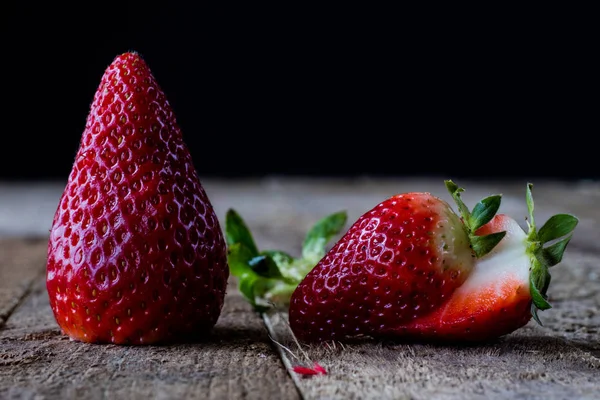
[0,267,45,330]
[262,312,307,400]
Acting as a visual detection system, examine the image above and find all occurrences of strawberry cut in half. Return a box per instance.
[287,180,578,343]
[46,52,229,345]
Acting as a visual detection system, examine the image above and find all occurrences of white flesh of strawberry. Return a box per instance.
[439,205,477,275]
[452,216,531,301]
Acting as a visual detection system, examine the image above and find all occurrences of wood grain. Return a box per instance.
[0,244,299,400]
[255,180,600,400]
[1,178,599,400]
[264,248,600,400]
[0,238,47,328]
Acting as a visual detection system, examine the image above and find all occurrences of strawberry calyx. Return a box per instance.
[225,209,347,311]
[522,183,578,324]
[444,180,506,258]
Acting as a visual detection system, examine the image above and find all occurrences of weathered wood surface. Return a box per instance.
[1,177,599,400]
[0,270,299,400]
[265,247,600,400]
[0,239,47,329]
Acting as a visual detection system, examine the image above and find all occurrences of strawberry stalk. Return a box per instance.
[523,183,578,324]
[225,209,347,311]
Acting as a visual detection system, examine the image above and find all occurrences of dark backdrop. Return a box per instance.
[1,4,595,181]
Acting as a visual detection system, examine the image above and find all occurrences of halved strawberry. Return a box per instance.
[287,181,515,342]
[392,183,579,341]
[288,181,578,342]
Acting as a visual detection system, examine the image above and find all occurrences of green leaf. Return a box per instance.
[540,234,574,267]
[469,194,502,231]
[525,181,578,326]
[542,271,552,294]
[238,272,260,307]
[444,180,460,195]
[260,250,301,282]
[227,243,258,277]
[526,183,535,229]
[261,250,294,267]
[237,272,275,312]
[532,265,552,296]
[531,304,543,326]
[470,231,506,258]
[537,214,579,244]
[302,211,347,261]
[248,254,285,280]
[445,180,471,224]
[529,273,552,311]
[253,278,277,308]
[264,281,299,306]
[225,209,259,256]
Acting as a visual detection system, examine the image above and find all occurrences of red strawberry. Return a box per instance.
[46,51,229,345]
[288,181,578,343]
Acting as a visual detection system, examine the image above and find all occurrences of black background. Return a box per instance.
[1,4,596,182]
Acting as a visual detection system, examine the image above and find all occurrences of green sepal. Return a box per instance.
[248,254,285,280]
[526,183,535,230]
[530,304,543,326]
[262,281,300,306]
[470,231,506,258]
[302,211,348,263]
[225,209,259,256]
[225,208,348,311]
[529,271,552,311]
[227,242,258,277]
[542,269,552,294]
[259,250,303,283]
[445,180,470,225]
[261,249,294,266]
[469,195,502,231]
[227,243,271,309]
[238,272,271,312]
[537,234,574,267]
[445,180,505,259]
[238,272,260,308]
[524,182,579,326]
[537,214,579,244]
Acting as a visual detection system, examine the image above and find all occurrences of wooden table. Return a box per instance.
[1,177,599,400]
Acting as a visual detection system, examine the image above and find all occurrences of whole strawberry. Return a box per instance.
[288,181,578,343]
[46,52,229,345]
